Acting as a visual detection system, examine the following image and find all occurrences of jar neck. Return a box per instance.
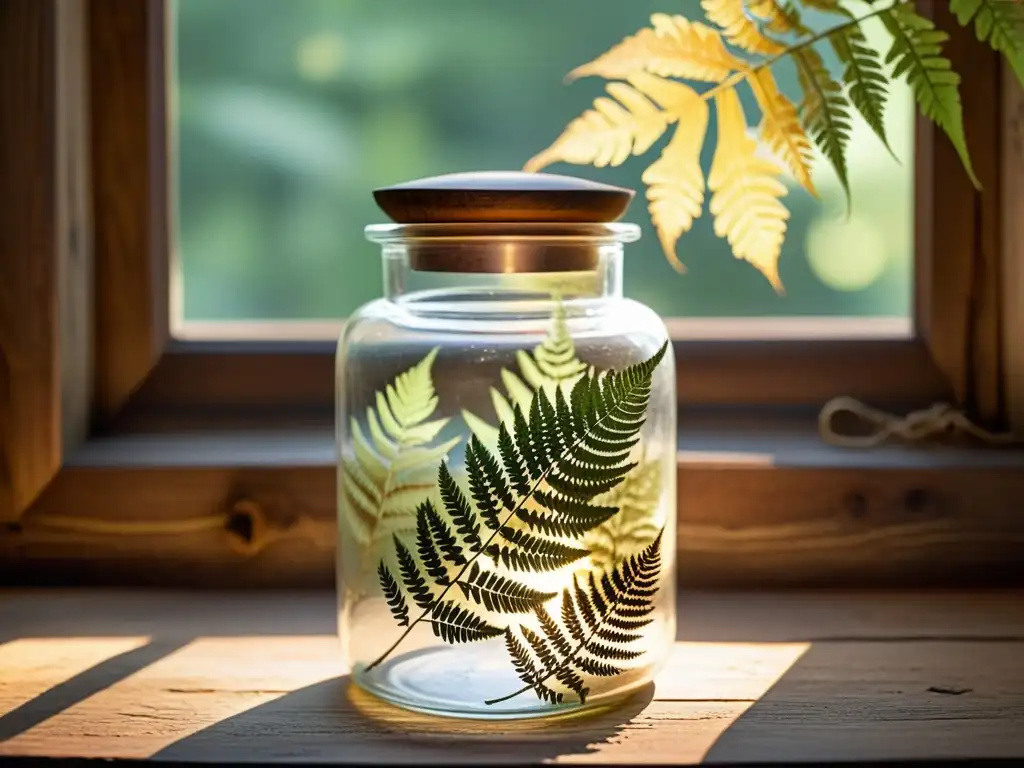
[381,244,624,305]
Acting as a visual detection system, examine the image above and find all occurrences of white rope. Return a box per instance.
[819,396,1019,448]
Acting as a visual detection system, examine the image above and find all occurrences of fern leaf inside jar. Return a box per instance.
[336,171,676,719]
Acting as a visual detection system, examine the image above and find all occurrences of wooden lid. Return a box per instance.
[373,171,634,224]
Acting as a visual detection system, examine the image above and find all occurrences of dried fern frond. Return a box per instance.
[749,68,817,196]
[568,13,746,82]
[341,348,459,561]
[709,86,790,292]
[702,0,786,55]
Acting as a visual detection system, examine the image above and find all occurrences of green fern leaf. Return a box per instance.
[952,0,1024,90]
[438,462,482,555]
[490,532,663,707]
[429,600,504,643]
[486,526,591,572]
[377,562,410,627]
[394,535,434,611]
[793,47,853,208]
[416,502,450,586]
[341,348,459,561]
[828,23,895,159]
[881,4,980,188]
[372,343,667,673]
[458,562,556,613]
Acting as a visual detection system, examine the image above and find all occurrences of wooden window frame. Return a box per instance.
[2,0,1022,588]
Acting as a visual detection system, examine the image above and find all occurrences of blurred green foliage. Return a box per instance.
[175,0,913,321]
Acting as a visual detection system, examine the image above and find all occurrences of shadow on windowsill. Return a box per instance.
[155,677,655,764]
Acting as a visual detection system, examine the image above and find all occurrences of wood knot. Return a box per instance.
[224,499,272,557]
[843,492,868,520]
[224,498,333,557]
[903,488,936,515]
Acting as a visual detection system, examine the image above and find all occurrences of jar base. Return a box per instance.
[353,643,644,720]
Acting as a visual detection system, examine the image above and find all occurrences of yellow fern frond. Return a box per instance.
[639,81,708,273]
[568,13,746,83]
[524,81,670,172]
[749,68,817,196]
[702,0,786,55]
[709,87,790,292]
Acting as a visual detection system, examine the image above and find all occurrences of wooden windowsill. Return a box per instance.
[1,589,1022,765]
[6,411,1024,589]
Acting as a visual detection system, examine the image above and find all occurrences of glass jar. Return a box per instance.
[336,172,676,720]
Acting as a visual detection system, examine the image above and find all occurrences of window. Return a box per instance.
[1,0,1017,589]
[173,0,913,333]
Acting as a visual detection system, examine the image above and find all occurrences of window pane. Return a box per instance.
[173,0,913,331]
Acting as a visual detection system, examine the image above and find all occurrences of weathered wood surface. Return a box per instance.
[6,422,1024,588]
[0,590,1022,765]
[0,0,92,522]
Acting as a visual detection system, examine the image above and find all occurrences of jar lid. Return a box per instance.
[373,171,634,224]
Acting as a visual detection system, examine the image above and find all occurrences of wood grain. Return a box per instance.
[0,591,1021,764]
[923,8,1006,428]
[5,423,1024,587]
[1002,67,1024,436]
[0,0,92,522]
[89,0,169,418]
[0,0,58,522]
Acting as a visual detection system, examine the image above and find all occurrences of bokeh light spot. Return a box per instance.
[805,212,889,292]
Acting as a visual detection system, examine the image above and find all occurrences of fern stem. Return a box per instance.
[364,372,651,673]
[699,0,908,104]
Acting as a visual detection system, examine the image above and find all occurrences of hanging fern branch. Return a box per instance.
[486,531,664,706]
[366,342,669,672]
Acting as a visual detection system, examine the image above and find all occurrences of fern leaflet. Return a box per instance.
[794,47,853,206]
[642,82,709,273]
[951,0,1024,90]
[568,14,746,82]
[749,67,817,197]
[488,532,664,706]
[881,3,980,189]
[709,86,789,293]
[524,81,670,172]
[828,22,894,159]
[702,0,785,55]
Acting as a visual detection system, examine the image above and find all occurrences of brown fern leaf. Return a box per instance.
[524,82,669,172]
[749,68,817,197]
[568,13,746,82]
[702,0,786,55]
[709,86,790,292]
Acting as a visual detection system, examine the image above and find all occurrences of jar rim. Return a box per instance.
[365,222,642,244]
